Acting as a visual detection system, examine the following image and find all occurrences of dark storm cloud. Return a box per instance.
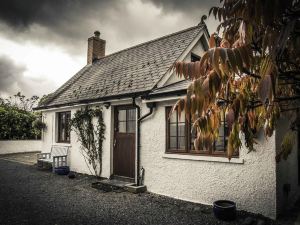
[0,0,115,31]
[0,0,221,98]
[0,56,55,97]
[0,0,123,54]
[0,0,219,55]
[145,0,220,32]
[0,0,219,30]
[145,0,219,13]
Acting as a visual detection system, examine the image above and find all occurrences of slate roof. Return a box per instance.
[38,24,205,109]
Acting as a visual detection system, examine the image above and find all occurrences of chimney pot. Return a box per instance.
[94,30,100,38]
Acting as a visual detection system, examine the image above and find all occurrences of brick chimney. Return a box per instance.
[87,31,106,64]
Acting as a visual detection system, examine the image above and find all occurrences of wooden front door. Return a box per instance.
[113,106,136,179]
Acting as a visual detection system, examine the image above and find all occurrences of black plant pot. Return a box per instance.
[54,166,70,175]
[213,200,237,221]
[68,172,76,179]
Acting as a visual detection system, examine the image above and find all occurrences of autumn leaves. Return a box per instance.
[172,34,280,159]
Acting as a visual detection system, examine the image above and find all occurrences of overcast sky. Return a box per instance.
[0,0,219,98]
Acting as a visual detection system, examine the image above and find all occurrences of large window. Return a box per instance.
[167,107,186,152]
[57,111,71,143]
[166,107,230,156]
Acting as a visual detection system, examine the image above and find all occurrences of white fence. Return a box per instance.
[0,140,42,155]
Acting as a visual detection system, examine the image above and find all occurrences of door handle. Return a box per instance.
[113,139,116,147]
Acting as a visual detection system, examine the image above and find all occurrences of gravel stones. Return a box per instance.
[0,160,282,225]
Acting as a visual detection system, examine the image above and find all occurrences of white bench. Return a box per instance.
[37,145,69,172]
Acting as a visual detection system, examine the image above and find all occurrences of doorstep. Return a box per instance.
[124,184,147,194]
[99,179,135,188]
[110,175,135,183]
[92,178,147,194]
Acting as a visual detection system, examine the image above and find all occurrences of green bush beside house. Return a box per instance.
[0,93,46,140]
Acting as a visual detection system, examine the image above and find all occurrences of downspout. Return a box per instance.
[132,97,156,186]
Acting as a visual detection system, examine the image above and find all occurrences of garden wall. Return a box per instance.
[0,140,42,154]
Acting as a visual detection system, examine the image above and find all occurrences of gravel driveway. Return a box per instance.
[0,158,290,225]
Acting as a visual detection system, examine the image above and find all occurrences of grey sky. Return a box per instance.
[0,0,220,98]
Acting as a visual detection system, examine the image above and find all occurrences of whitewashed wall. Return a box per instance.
[276,117,300,216]
[41,99,283,219]
[41,104,113,178]
[139,100,277,219]
[0,140,42,154]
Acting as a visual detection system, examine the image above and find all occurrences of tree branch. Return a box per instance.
[242,68,261,79]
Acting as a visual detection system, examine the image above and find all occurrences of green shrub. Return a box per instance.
[0,104,42,140]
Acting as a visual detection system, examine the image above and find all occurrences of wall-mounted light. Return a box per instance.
[103,102,110,109]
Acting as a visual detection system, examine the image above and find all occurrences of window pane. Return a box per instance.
[170,137,177,149]
[213,111,228,152]
[214,125,225,151]
[60,128,65,141]
[190,127,197,150]
[166,107,187,152]
[119,121,126,133]
[58,112,71,143]
[178,111,185,123]
[65,112,71,141]
[127,121,136,133]
[215,138,225,151]
[61,113,66,127]
[178,136,185,149]
[118,110,126,121]
[178,123,185,136]
[127,109,136,121]
[61,114,65,141]
[170,123,177,136]
[169,110,177,123]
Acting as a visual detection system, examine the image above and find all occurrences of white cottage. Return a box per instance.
[35,24,299,219]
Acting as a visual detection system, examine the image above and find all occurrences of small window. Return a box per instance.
[166,107,230,156]
[57,111,71,143]
[116,108,136,133]
[191,53,200,62]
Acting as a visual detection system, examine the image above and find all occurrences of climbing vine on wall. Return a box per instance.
[70,106,105,177]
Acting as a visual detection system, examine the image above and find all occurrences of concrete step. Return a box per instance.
[99,179,135,188]
[92,179,147,194]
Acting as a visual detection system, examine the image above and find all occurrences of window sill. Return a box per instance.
[162,153,244,164]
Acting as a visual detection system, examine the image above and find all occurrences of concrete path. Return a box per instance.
[0,152,39,165]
